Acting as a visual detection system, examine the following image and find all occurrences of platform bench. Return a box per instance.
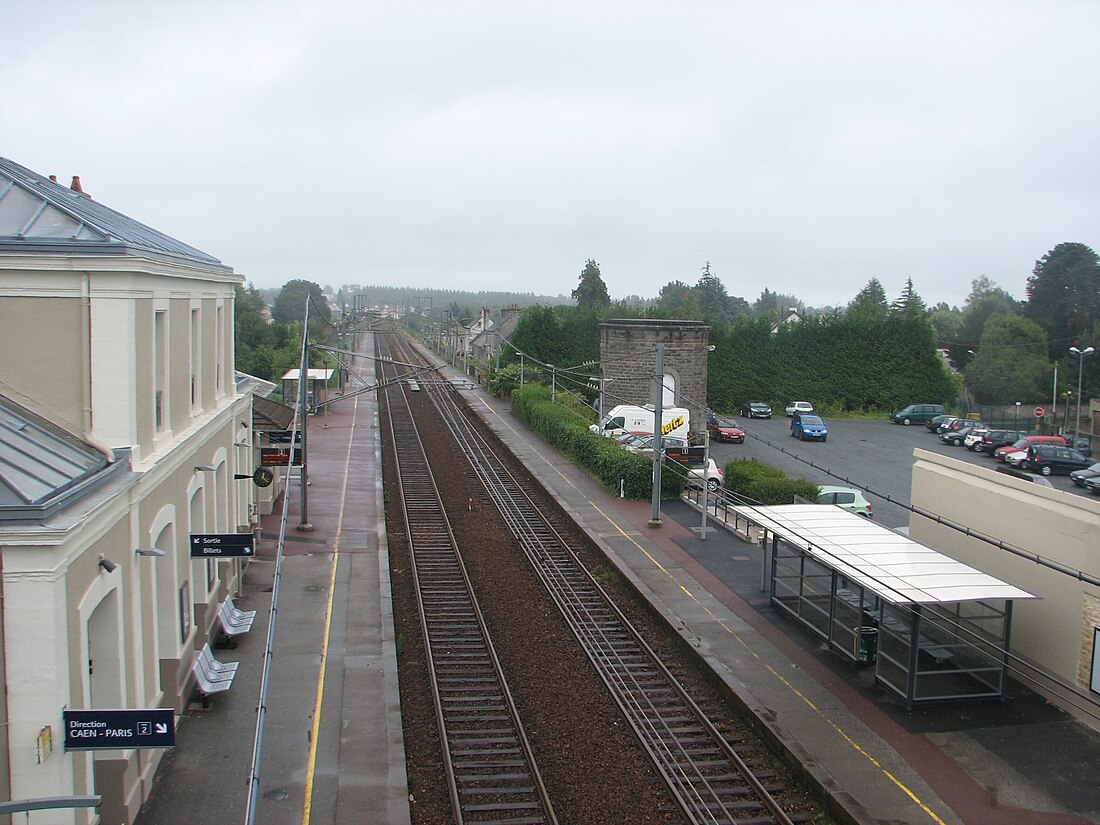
[215,599,254,648]
[191,646,237,707]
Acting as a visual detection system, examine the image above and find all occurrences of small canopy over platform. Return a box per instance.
[280,369,334,411]
[739,504,1036,709]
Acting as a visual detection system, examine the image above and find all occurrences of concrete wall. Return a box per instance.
[909,449,1100,716]
[599,319,710,437]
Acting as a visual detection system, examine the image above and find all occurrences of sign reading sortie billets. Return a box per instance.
[189,533,255,558]
[63,708,175,751]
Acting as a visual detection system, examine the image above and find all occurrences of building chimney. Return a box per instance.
[49,175,58,183]
[70,176,90,197]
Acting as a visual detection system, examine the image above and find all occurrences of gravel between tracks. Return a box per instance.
[382,380,831,825]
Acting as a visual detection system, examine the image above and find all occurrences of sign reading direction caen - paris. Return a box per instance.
[190,533,255,558]
[63,708,175,751]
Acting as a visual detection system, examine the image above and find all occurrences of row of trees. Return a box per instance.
[504,244,1099,409]
[502,260,955,412]
[237,241,1099,411]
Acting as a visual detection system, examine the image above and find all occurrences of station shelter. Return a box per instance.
[280,368,334,412]
[739,504,1036,709]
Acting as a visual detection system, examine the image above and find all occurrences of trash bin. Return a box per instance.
[855,626,879,664]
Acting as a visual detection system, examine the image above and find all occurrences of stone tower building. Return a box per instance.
[598,319,710,437]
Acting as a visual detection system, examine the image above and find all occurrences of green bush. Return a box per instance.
[510,384,680,500]
[722,458,818,505]
[748,477,822,506]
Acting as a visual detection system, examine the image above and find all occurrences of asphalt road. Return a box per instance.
[706,415,1097,529]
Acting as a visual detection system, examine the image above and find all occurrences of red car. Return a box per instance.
[707,416,745,444]
[993,435,1066,461]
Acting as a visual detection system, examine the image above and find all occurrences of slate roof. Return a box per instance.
[0,394,128,522]
[0,156,228,269]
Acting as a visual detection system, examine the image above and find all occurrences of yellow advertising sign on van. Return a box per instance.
[661,416,685,436]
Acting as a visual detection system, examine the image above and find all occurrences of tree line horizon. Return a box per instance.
[236,242,1099,411]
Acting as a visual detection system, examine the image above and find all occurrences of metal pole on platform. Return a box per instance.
[649,343,665,528]
[700,428,709,541]
[297,298,311,531]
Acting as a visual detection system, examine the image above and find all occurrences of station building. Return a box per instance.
[0,157,258,822]
[910,449,1100,725]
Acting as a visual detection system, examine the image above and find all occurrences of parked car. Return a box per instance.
[741,400,772,419]
[993,435,1067,462]
[707,416,745,443]
[816,486,872,518]
[941,425,981,446]
[784,401,814,417]
[962,427,990,450]
[891,403,946,426]
[1019,444,1092,476]
[1067,436,1093,458]
[976,429,1028,454]
[936,417,969,434]
[944,418,984,435]
[1003,449,1028,468]
[924,413,953,432]
[623,435,687,455]
[995,465,1055,488]
[1069,462,1100,488]
[791,413,828,441]
[684,458,723,492]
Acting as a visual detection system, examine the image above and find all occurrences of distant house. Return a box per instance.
[469,305,524,371]
[770,308,802,334]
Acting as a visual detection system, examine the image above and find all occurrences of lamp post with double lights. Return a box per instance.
[1070,346,1095,442]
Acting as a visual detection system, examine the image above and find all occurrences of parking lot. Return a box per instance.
[706,413,1095,529]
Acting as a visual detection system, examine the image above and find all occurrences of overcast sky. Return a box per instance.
[4,1,1098,309]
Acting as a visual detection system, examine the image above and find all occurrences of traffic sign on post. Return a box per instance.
[1034,407,1045,418]
[190,533,255,558]
[63,708,174,751]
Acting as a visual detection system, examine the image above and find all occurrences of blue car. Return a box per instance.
[791,413,828,442]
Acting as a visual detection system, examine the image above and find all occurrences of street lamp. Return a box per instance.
[1014,401,1020,430]
[1070,346,1095,441]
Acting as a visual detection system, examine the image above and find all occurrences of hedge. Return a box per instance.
[722,459,820,506]
[510,385,682,500]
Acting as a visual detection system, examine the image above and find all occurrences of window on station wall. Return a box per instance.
[154,310,167,432]
[190,308,201,412]
[215,304,224,396]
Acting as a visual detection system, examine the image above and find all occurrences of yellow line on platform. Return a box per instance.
[301,395,360,825]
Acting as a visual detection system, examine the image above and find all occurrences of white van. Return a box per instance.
[590,404,690,442]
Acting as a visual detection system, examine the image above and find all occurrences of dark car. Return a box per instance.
[1068,436,1093,458]
[976,429,1028,454]
[1085,475,1100,495]
[925,414,953,433]
[1020,444,1092,476]
[707,416,745,443]
[1069,462,1100,488]
[940,424,982,446]
[891,403,946,426]
[741,401,772,419]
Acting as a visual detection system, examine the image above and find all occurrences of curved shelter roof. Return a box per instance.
[0,156,228,270]
[740,503,1036,605]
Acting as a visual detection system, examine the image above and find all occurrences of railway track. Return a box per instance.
[380,339,557,825]
[381,332,815,825]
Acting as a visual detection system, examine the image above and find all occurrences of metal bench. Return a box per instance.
[199,642,239,676]
[191,651,235,707]
[223,597,256,622]
[215,600,254,648]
